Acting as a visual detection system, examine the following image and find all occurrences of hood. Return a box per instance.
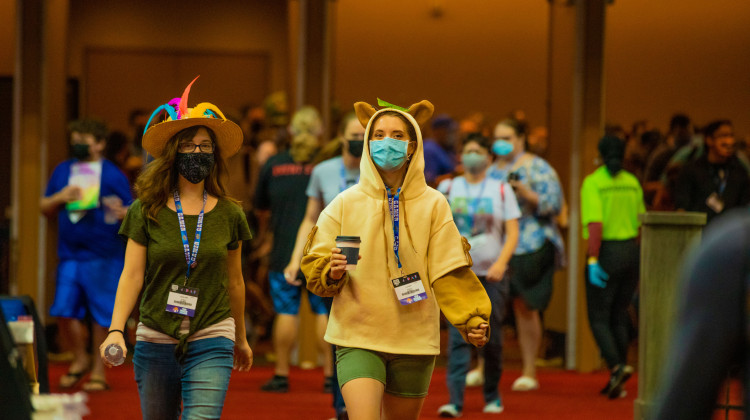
[354,100,434,201]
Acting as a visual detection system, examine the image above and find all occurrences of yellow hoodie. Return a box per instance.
[301,100,491,355]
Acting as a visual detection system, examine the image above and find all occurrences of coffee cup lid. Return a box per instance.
[335,236,361,243]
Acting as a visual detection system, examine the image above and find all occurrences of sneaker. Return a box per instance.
[437,404,462,418]
[511,376,539,391]
[466,368,484,387]
[483,399,504,414]
[324,376,334,393]
[260,375,289,392]
[607,365,633,400]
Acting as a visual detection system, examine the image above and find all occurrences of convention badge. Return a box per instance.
[391,272,428,305]
[706,192,725,213]
[165,284,200,317]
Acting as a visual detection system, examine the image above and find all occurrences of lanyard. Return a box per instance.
[462,177,487,232]
[174,190,207,282]
[493,152,524,180]
[340,162,360,193]
[387,187,403,269]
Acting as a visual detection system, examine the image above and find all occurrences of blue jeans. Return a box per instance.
[446,277,508,410]
[133,337,234,420]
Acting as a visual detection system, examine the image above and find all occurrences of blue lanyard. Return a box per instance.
[340,162,360,193]
[387,187,403,269]
[462,177,487,231]
[174,190,207,281]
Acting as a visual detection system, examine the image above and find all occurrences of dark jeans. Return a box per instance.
[446,277,509,410]
[585,239,639,369]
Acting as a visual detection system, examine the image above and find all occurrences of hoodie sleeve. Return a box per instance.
[433,266,491,344]
[301,199,349,297]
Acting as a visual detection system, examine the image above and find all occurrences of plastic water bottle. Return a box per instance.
[104,343,124,366]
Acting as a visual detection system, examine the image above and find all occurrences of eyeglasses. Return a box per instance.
[178,142,214,153]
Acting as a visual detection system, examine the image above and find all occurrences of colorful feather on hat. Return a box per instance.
[179,75,200,119]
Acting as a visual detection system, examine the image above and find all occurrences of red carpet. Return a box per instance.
[48,362,640,419]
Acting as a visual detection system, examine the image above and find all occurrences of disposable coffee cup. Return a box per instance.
[335,236,361,270]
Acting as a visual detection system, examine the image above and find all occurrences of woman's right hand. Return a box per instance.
[99,331,128,368]
[328,247,347,281]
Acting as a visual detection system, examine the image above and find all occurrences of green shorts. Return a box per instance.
[335,347,436,398]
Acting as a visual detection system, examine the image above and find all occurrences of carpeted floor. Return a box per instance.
[48,362,641,419]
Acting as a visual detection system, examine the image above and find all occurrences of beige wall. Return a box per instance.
[606,0,750,136]
[333,1,549,128]
[0,0,15,75]
[67,0,289,131]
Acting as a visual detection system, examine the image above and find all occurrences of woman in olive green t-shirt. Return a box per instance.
[99,80,253,420]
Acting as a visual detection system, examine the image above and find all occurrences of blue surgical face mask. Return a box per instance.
[370,137,409,171]
[462,153,489,174]
[492,139,514,156]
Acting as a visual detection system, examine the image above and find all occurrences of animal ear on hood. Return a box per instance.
[407,100,435,128]
[354,102,377,129]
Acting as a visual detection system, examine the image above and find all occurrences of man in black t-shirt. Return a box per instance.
[674,120,750,224]
[253,106,332,394]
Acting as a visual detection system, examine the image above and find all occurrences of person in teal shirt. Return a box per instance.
[580,135,646,399]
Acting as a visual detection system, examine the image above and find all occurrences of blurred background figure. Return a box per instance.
[653,208,750,420]
[254,105,332,394]
[40,118,132,392]
[488,118,565,393]
[580,135,645,399]
[423,114,458,187]
[673,119,750,225]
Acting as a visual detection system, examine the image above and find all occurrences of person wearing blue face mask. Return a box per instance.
[436,133,521,417]
[487,118,565,392]
[301,100,492,420]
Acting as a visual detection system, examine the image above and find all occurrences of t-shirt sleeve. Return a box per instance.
[529,158,563,217]
[119,200,148,245]
[44,162,69,197]
[106,162,134,204]
[253,159,273,211]
[501,182,522,220]
[580,176,603,227]
[306,166,323,201]
[228,203,253,250]
[427,199,471,283]
[436,179,451,195]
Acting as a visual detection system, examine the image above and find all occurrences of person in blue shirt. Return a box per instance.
[423,114,457,186]
[40,119,132,391]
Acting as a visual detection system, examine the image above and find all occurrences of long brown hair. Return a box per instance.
[135,125,238,222]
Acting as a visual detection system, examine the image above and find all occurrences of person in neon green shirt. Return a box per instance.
[580,135,646,399]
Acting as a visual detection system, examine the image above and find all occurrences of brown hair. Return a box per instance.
[135,125,237,222]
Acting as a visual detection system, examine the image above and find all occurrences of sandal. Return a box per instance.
[511,375,540,391]
[82,378,110,392]
[59,368,89,389]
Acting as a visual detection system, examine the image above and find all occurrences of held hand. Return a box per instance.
[102,196,128,220]
[587,260,609,288]
[282,262,302,286]
[99,331,127,368]
[233,340,254,372]
[59,185,82,203]
[486,261,507,282]
[467,323,489,347]
[328,247,347,281]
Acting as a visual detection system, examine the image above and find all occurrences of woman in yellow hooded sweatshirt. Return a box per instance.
[301,99,492,420]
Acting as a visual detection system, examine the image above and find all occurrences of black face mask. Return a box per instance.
[71,144,91,160]
[175,153,215,184]
[347,140,364,158]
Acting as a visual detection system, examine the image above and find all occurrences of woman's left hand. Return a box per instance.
[233,340,254,372]
[486,261,507,282]
[467,323,489,347]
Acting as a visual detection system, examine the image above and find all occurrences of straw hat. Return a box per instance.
[141,76,243,159]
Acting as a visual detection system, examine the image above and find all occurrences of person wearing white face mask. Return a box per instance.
[435,133,521,417]
[488,118,565,392]
[301,99,492,420]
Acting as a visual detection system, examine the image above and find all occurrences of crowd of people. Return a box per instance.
[40,77,749,419]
